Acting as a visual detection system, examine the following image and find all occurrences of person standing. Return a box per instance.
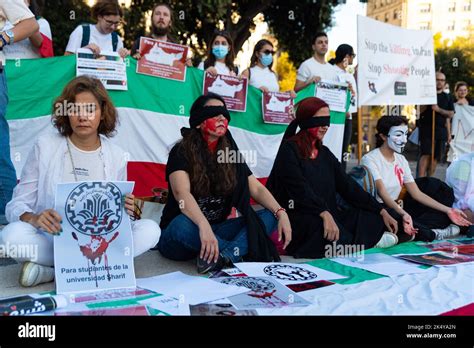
[294,32,338,92]
[198,30,238,76]
[0,0,39,224]
[417,72,455,177]
[64,0,129,58]
[329,44,357,171]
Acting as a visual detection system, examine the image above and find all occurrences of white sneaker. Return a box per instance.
[432,224,461,240]
[19,261,55,287]
[375,232,399,248]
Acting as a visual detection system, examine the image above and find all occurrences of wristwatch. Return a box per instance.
[4,29,14,44]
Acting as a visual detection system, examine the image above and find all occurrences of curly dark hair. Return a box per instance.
[375,115,408,148]
[178,128,237,198]
[52,76,118,137]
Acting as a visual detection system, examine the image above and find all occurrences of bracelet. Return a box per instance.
[274,207,286,219]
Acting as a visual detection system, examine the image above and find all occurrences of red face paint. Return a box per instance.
[201,116,228,152]
[307,126,327,141]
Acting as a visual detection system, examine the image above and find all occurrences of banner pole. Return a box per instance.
[357,107,363,164]
[430,108,435,177]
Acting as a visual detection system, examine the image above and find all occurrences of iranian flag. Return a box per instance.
[5,55,347,198]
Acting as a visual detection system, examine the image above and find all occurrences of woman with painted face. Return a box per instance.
[240,39,296,97]
[158,93,291,273]
[1,76,161,287]
[266,97,399,259]
[197,30,238,76]
[362,116,471,243]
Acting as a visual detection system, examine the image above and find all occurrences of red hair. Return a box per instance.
[288,97,329,159]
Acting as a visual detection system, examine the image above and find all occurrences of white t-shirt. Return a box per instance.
[0,0,35,65]
[296,57,338,83]
[362,148,414,203]
[65,24,124,54]
[62,139,105,182]
[198,60,237,76]
[3,18,52,59]
[249,66,279,92]
[334,65,358,115]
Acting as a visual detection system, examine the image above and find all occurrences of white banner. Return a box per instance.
[447,104,474,162]
[357,15,436,106]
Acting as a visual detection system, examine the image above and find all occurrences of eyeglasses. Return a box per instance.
[350,53,356,58]
[262,49,275,55]
[103,18,122,27]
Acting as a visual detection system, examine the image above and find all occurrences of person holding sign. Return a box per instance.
[158,93,291,274]
[198,30,238,76]
[362,116,471,244]
[417,72,455,177]
[2,76,160,287]
[64,0,129,58]
[266,97,399,259]
[241,39,295,96]
[329,44,357,171]
[294,32,338,92]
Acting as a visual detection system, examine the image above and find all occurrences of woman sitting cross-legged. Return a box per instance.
[157,93,292,273]
[266,97,399,259]
[1,76,160,287]
[362,116,471,243]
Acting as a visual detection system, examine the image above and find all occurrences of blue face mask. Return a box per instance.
[260,53,273,67]
[212,45,228,59]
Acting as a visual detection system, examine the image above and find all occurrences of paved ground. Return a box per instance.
[0,158,448,298]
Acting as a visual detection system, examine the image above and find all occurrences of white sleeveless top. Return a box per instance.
[249,66,280,92]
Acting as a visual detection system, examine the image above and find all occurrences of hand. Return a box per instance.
[124,194,135,217]
[276,211,292,249]
[133,52,142,60]
[320,211,339,242]
[259,86,270,93]
[447,208,472,227]
[30,209,62,235]
[402,214,418,236]
[118,48,130,59]
[308,76,321,85]
[380,209,398,234]
[199,224,219,263]
[431,105,440,113]
[289,90,297,99]
[85,43,101,55]
[206,66,218,76]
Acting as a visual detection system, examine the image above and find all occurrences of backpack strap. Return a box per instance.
[81,24,90,48]
[111,31,118,51]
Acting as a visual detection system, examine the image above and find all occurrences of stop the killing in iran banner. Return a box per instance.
[357,15,437,106]
[5,56,347,198]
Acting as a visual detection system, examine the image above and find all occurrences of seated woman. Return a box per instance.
[2,76,160,287]
[446,152,474,236]
[157,93,291,273]
[266,97,399,259]
[362,116,471,242]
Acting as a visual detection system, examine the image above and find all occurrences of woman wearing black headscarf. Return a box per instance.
[266,97,398,259]
[158,93,291,273]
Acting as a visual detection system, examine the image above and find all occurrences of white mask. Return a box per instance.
[387,125,408,153]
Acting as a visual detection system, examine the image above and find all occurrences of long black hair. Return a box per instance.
[375,116,408,148]
[249,39,274,71]
[329,44,354,65]
[203,30,236,73]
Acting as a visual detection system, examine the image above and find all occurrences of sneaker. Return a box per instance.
[19,262,55,287]
[432,224,461,240]
[197,254,229,274]
[375,232,399,248]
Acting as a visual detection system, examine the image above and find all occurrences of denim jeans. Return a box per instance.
[158,209,277,263]
[0,70,17,223]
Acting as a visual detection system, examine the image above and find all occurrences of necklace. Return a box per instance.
[66,137,102,182]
